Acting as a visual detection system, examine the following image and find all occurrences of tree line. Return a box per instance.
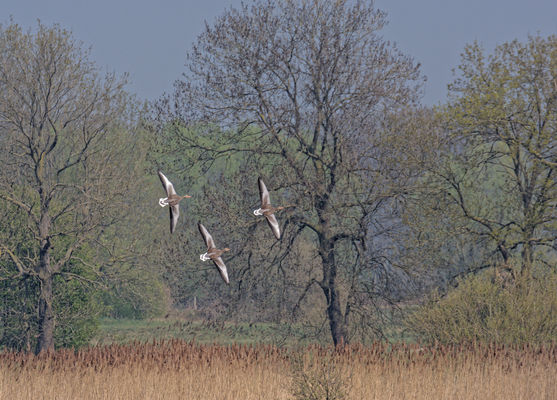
[1,0,555,353]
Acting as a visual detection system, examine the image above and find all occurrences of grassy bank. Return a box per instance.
[93,317,301,346]
[93,312,415,346]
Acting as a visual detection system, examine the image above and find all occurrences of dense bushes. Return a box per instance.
[0,274,102,351]
[408,268,557,344]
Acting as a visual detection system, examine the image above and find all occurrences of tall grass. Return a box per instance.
[0,341,555,399]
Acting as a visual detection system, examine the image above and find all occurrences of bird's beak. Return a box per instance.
[185,195,192,198]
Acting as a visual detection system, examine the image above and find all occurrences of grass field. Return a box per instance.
[1,341,555,400]
[93,317,324,346]
[93,314,414,346]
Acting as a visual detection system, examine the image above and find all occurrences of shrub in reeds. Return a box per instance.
[290,348,349,400]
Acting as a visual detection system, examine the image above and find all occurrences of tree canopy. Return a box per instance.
[0,21,145,352]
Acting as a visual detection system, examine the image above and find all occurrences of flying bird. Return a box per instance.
[198,222,230,284]
[253,177,292,240]
[158,171,191,234]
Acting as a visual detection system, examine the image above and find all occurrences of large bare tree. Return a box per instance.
[0,22,133,353]
[161,0,426,345]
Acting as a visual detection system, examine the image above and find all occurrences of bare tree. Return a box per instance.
[0,22,133,353]
[161,0,425,345]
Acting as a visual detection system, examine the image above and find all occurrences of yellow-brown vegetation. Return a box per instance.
[0,341,555,399]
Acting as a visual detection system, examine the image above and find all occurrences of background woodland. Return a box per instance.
[1,0,556,354]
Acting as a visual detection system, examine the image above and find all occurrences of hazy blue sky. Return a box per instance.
[3,0,556,105]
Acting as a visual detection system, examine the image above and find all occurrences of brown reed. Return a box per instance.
[0,341,555,399]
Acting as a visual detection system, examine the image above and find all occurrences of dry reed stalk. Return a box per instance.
[0,342,554,400]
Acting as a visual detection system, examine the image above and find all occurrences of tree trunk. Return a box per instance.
[36,273,54,354]
[326,280,348,346]
[36,214,54,354]
[319,235,348,346]
[521,240,533,279]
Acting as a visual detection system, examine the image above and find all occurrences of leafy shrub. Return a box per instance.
[407,268,557,344]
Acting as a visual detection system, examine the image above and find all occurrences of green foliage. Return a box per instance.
[404,34,557,301]
[101,268,168,319]
[407,268,557,345]
[150,123,299,321]
[0,21,169,351]
[439,35,557,275]
[0,276,38,351]
[53,275,103,348]
[0,273,103,350]
[94,129,171,320]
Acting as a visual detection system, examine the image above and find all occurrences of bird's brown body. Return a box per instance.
[205,247,230,260]
[260,205,289,216]
[165,194,191,207]
[158,171,191,234]
[198,222,230,284]
[254,178,294,240]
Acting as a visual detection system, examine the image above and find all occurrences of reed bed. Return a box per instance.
[0,341,555,399]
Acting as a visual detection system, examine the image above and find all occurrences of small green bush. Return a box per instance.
[407,268,557,345]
